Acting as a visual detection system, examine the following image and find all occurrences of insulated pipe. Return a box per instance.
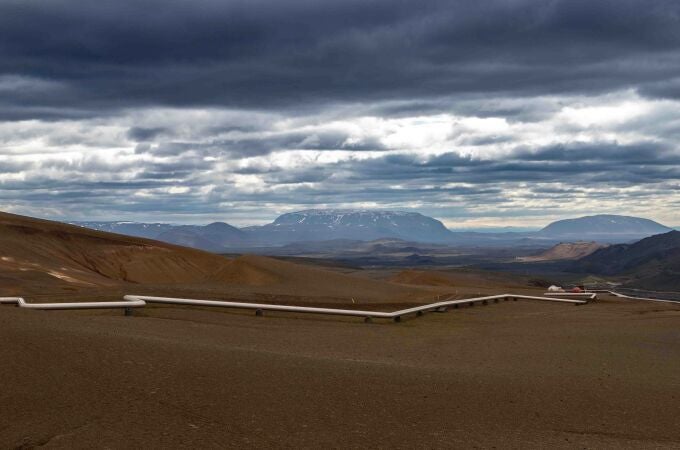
[581,289,679,304]
[1,293,589,321]
[602,290,680,304]
[125,293,588,320]
[543,292,597,299]
[124,295,395,318]
[0,297,146,310]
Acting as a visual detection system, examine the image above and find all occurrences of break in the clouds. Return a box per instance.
[1,0,679,227]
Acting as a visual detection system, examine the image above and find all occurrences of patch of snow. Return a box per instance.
[47,270,94,285]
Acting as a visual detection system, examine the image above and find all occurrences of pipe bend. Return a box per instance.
[0,297,145,310]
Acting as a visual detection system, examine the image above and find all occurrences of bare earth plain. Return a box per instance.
[1,213,680,448]
[1,295,679,449]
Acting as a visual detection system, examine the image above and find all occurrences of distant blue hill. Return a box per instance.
[537,214,671,241]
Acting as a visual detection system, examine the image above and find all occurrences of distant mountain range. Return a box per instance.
[71,211,673,252]
[72,221,174,239]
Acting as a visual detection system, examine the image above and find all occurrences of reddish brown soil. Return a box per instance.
[518,241,608,262]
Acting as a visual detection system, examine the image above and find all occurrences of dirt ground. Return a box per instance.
[2,294,679,449]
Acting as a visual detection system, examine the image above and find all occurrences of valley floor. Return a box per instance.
[2,294,680,448]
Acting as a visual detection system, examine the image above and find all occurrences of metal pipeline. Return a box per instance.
[600,290,680,304]
[1,293,590,321]
[124,293,588,320]
[0,296,146,310]
[543,292,598,299]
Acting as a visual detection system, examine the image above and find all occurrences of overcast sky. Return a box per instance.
[1,0,679,228]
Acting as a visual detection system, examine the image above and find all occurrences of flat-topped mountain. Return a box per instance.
[538,214,671,241]
[244,209,454,244]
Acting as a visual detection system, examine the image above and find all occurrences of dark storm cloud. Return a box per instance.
[328,142,680,188]
[362,97,559,123]
[2,0,680,119]
[127,127,168,142]
[513,142,680,165]
[638,77,680,100]
[202,180,507,208]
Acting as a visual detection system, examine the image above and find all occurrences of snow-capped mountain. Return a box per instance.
[69,221,174,239]
[243,209,454,244]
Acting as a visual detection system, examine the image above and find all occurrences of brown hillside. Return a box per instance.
[211,254,428,302]
[0,211,233,291]
[517,241,607,262]
[391,268,531,292]
[0,211,429,303]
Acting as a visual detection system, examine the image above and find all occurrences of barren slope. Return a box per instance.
[0,211,233,292]
[0,212,430,304]
[210,254,431,303]
[390,268,533,295]
[518,241,607,262]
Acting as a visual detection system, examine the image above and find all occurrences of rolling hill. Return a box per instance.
[517,242,607,262]
[574,230,680,289]
[0,211,231,291]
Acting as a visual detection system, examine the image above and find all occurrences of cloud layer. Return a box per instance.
[1,0,679,227]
